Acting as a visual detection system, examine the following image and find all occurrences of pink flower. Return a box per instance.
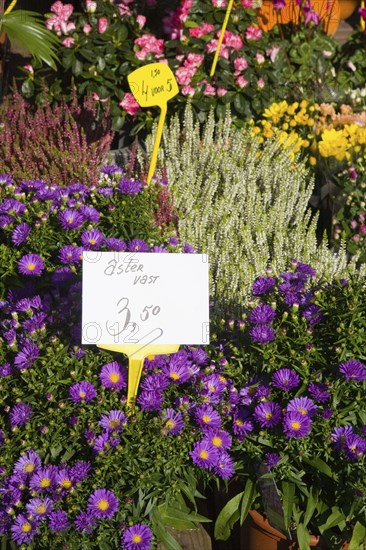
[204,83,216,96]
[222,30,243,50]
[245,25,262,40]
[266,45,280,62]
[256,53,265,64]
[353,234,360,242]
[98,17,108,34]
[118,4,132,16]
[185,53,204,67]
[175,65,197,86]
[206,39,229,58]
[189,22,214,38]
[212,0,227,6]
[236,76,249,88]
[86,0,97,13]
[92,92,109,103]
[217,88,228,97]
[23,65,34,74]
[257,77,265,88]
[62,37,74,47]
[350,220,358,229]
[181,85,195,97]
[136,15,146,29]
[241,0,252,6]
[302,1,320,25]
[119,93,140,117]
[134,34,164,60]
[360,224,366,236]
[234,57,248,72]
[46,1,74,35]
[83,23,92,34]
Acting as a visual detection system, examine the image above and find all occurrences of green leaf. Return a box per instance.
[296,523,311,550]
[214,491,243,541]
[0,10,59,69]
[282,482,295,531]
[318,508,345,535]
[303,487,318,527]
[301,457,335,479]
[154,522,182,550]
[240,479,256,525]
[349,522,366,550]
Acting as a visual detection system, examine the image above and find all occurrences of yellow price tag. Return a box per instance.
[128,63,179,183]
[97,343,180,412]
[210,0,234,77]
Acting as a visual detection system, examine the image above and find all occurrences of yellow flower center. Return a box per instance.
[24,462,35,473]
[109,420,120,429]
[27,263,35,271]
[109,373,119,383]
[212,436,222,447]
[61,479,72,489]
[89,239,96,245]
[170,372,180,381]
[36,504,47,514]
[97,499,109,511]
[135,246,140,251]
[67,217,73,224]
[208,384,216,392]
[219,375,226,383]
[21,522,32,533]
[199,450,208,459]
[132,535,142,543]
[235,419,243,427]
[147,355,155,361]
[39,477,51,488]
[298,407,307,415]
[79,391,86,398]
[166,419,175,429]
[291,421,301,430]
[202,415,211,424]
[265,412,273,419]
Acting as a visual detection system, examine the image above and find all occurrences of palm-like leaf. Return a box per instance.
[0,10,59,70]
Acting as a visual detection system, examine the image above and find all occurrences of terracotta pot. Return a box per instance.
[242,510,324,550]
[257,0,341,35]
[338,0,359,19]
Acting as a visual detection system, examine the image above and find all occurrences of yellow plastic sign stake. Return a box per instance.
[210,0,234,77]
[97,343,180,411]
[361,0,365,30]
[4,0,18,14]
[128,63,179,184]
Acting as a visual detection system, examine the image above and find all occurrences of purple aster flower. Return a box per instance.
[162,361,191,385]
[105,237,127,251]
[99,361,127,390]
[248,304,276,324]
[69,461,92,483]
[0,362,12,377]
[190,348,208,366]
[69,381,97,403]
[201,374,226,401]
[11,223,31,246]
[283,291,301,306]
[233,408,254,440]
[322,408,333,420]
[14,450,42,475]
[141,373,170,392]
[308,382,331,402]
[330,426,354,451]
[11,514,39,544]
[265,452,281,471]
[26,497,54,518]
[150,245,168,253]
[190,439,219,470]
[195,404,222,430]
[295,262,316,278]
[99,410,128,432]
[79,205,100,222]
[0,511,11,534]
[97,186,113,197]
[183,242,196,253]
[0,429,4,448]
[51,267,75,286]
[287,396,317,417]
[93,432,112,454]
[137,390,164,411]
[284,411,312,438]
[81,228,104,249]
[0,214,13,227]
[254,402,282,428]
[251,276,276,296]
[254,384,271,400]
[272,368,300,391]
[0,174,13,186]
[58,245,83,264]
[48,510,70,532]
[127,239,149,252]
[302,304,323,325]
[22,313,47,334]
[279,271,308,293]
[204,428,232,450]
[169,236,179,246]
[74,511,97,534]
[59,209,84,229]
[87,489,118,519]
[161,408,184,435]
[121,523,153,550]
[14,341,40,370]
[0,198,26,215]
[339,360,366,382]
[344,434,366,461]
[249,325,276,344]
[118,178,142,195]
[214,451,235,479]
[56,469,73,491]
[10,402,32,427]
[18,254,45,276]
[29,467,56,492]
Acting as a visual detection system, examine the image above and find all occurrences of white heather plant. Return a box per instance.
[143,106,363,313]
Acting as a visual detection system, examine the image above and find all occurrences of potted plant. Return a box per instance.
[212,261,366,549]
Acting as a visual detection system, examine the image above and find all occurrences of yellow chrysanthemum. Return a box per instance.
[318,128,348,161]
[262,100,289,124]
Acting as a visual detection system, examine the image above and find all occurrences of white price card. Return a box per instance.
[82,252,210,346]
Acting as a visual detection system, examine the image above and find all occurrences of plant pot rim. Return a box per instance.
[248,510,321,546]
